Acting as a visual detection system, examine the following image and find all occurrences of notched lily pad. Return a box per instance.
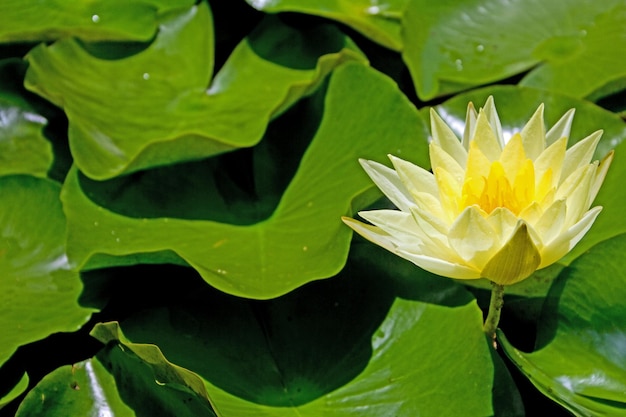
[15,324,216,417]
[245,0,408,51]
[0,59,53,178]
[0,175,94,366]
[0,0,195,42]
[500,234,626,416]
[112,241,495,416]
[402,0,626,100]
[25,2,366,179]
[61,63,429,299]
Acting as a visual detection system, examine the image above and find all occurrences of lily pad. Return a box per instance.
[0,59,53,178]
[520,4,626,98]
[0,175,94,366]
[245,0,408,50]
[500,233,626,416]
[0,372,28,411]
[402,0,626,100]
[112,241,497,417]
[0,0,194,42]
[15,325,216,417]
[61,63,429,299]
[25,2,365,179]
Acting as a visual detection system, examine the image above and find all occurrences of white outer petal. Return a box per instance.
[520,103,545,160]
[546,108,575,146]
[388,155,438,198]
[561,130,602,182]
[429,108,468,168]
[395,250,482,279]
[538,206,602,268]
[359,159,414,212]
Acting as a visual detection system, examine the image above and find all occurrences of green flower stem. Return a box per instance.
[483,281,505,348]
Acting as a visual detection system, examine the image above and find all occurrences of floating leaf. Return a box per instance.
[245,0,408,50]
[500,234,626,416]
[15,325,216,417]
[0,0,194,42]
[402,0,626,100]
[0,373,28,411]
[520,4,626,98]
[0,59,52,178]
[115,241,496,416]
[0,175,94,366]
[25,3,365,179]
[61,63,429,299]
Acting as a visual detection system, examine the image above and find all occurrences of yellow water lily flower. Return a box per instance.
[342,97,613,287]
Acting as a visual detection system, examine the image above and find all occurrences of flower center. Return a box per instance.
[461,159,535,215]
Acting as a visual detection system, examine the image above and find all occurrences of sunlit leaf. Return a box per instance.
[15,327,217,417]
[0,59,52,178]
[61,63,429,299]
[500,234,626,416]
[402,0,626,100]
[0,372,28,411]
[25,3,365,179]
[0,175,94,366]
[245,0,408,50]
[520,4,626,98]
[0,0,194,42]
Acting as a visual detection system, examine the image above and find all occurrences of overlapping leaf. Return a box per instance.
[0,176,94,366]
[245,0,408,50]
[0,0,194,42]
[0,60,52,178]
[402,0,626,100]
[15,323,216,417]
[25,2,366,179]
[107,242,497,417]
[500,234,626,416]
[61,63,429,299]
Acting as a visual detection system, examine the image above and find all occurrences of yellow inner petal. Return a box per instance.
[460,136,540,216]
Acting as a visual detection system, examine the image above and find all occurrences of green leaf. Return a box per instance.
[61,63,429,299]
[0,372,28,411]
[0,0,194,42]
[520,4,626,98]
[25,3,365,179]
[114,241,496,416]
[15,329,217,417]
[500,233,626,416]
[0,59,53,178]
[0,175,93,366]
[402,0,626,100]
[245,0,408,50]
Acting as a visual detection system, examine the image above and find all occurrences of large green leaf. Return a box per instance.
[0,372,28,411]
[0,59,52,178]
[245,0,408,50]
[111,241,497,417]
[500,234,626,416]
[402,0,626,100]
[520,4,626,98]
[15,325,216,417]
[25,2,365,179]
[0,0,194,42]
[0,175,94,366]
[61,63,429,299]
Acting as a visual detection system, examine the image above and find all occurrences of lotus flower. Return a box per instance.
[342,97,613,286]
